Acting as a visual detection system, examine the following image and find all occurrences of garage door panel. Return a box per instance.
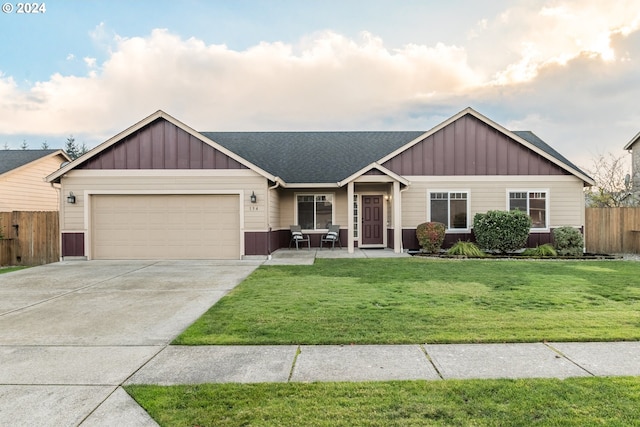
[92,195,240,260]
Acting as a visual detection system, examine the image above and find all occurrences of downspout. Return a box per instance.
[50,181,63,261]
[267,178,281,259]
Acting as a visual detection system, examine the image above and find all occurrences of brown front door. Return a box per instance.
[361,195,384,245]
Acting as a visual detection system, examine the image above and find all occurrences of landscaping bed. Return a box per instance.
[409,250,619,260]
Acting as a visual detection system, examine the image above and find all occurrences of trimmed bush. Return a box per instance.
[553,226,584,256]
[473,210,532,253]
[522,244,557,257]
[447,241,485,257]
[416,222,446,253]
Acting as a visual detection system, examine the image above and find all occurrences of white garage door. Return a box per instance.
[91,194,240,259]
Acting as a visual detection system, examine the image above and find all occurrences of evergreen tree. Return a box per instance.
[41,141,50,149]
[20,140,28,150]
[64,135,79,159]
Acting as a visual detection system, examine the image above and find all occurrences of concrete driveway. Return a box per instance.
[0,260,261,426]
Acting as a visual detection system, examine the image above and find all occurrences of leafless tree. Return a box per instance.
[584,152,634,207]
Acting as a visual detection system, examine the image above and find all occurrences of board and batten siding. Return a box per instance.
[401,176,585,229]
[0,154,65,211]
[60,170,268,232]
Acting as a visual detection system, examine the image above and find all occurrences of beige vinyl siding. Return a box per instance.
[60,170,267,232]
[402,176,585,229]
[0,155,65,211]
[268,186,280,230]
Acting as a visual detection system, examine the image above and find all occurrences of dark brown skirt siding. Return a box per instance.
[383,114,569,176]
[267,229,349,252]
[61,232,85,257]
[79,118,247,170]
[245,232,269,256]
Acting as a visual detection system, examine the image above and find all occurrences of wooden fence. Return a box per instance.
[585,207,640,254]
[0,211,59,266]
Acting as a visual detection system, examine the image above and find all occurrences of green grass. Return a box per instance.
[175,259,640,345]
[126,377,640,426]
[0,266,27,274]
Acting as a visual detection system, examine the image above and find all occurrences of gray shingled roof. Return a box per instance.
[202,131,425,183]
[512,131,591,178]
[0,150,61,176]
[204,130,590,184]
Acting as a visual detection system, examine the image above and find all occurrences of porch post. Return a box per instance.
[347,181,355,253]
[393,181,402,253]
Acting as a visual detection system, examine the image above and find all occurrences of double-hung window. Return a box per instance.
[509,191,548,229]
[297,194,333,230]
[429,191,469,230]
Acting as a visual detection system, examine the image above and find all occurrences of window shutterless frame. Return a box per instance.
[427,190,470,232]
[507,189,549,230]
[294,193,335,231]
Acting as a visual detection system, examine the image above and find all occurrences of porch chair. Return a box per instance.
[289,225,310,250]
[320,224,342,249]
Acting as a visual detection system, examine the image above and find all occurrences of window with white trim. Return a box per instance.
[429,191,469,230]
[509,191,547,229]
[297,194,333,230]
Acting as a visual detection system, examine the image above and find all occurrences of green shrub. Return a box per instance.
[473,210,532,253]
[522,244,557,257]
[553,226,584,256]
[416,222,446,253]
[447,241,485,257]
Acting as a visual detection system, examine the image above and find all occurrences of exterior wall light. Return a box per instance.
[250,191,257,203]
[67,191,76,204]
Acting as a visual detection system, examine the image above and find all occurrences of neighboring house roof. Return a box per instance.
[0,149,69,176]
[202,131,424,184]
[623,131,640,150]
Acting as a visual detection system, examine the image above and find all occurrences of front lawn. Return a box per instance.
[126,377,640,426]
[175,259,640,345]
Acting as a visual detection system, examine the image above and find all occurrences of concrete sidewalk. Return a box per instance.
[126,341,640,385]
[2,255,640,426]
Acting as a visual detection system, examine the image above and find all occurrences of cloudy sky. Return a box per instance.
[1,0,639,171]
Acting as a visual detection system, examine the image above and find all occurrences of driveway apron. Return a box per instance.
[0,260,261,427]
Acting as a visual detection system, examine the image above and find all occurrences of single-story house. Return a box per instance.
[46,107,594,260]
[1,149,71,212]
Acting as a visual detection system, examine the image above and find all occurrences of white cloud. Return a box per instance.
[0,1,639,167]
[0,28,482,135]
[83,57,97,68]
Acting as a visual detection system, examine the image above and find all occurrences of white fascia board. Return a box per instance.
[338,162,410,187]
